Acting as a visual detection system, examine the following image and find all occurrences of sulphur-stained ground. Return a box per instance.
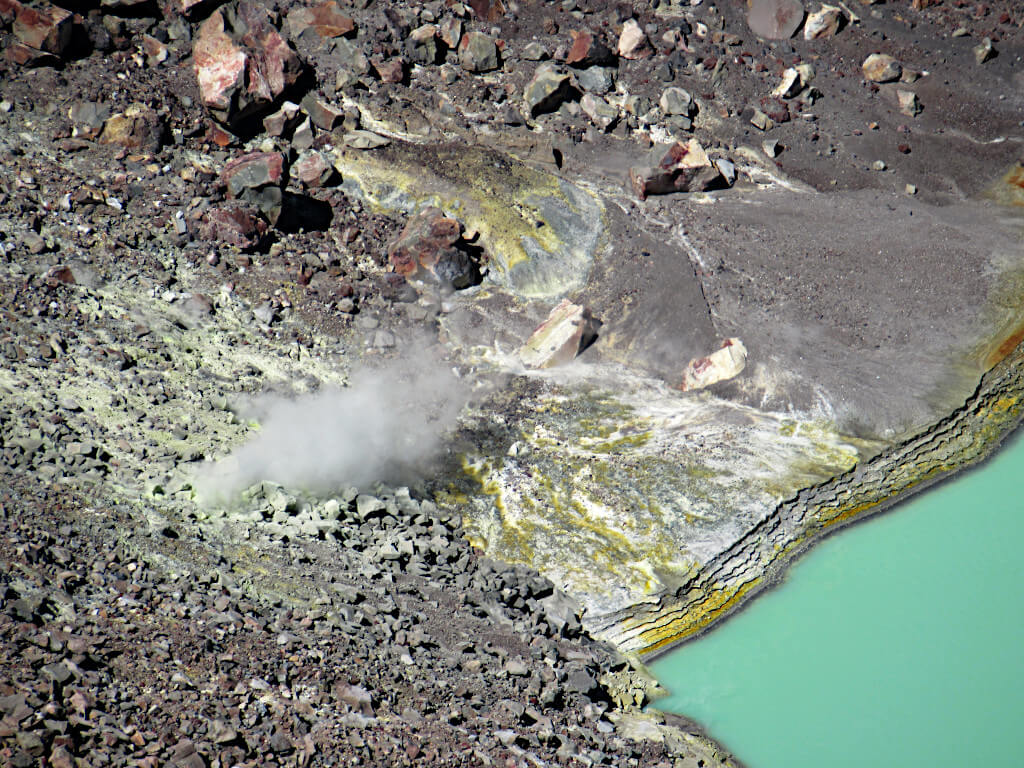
[1,0,1023,766]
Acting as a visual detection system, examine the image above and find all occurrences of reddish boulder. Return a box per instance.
[566,29,613,67]
[193,1,304,131]
[629,140,712,200]
[0,0,23,25]
[292,151,335,188]
[12,2,72,55]
[287,1,354,39]
[197,203,268,249]
[221,151,287,222]
[747,0,805,40]
[387,207,480,290]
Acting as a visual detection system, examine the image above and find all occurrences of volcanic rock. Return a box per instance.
[518,299,599,369]
[659,86,694,116]
[580,93,617,131]
[524,65,577,117]
[566,29,613,68]
[679,338,748,391]
[387,207,479,290]
[193,0,304,132]
[459,31,499,73]
[974,37,995,65]
[897,90,922,117]
[617,19,650,60]
[287,1,354,40]
[221,151,287,222]
[803,4,844,40]
[862,53,902,83]
[747,0,805,40]
[99,104,165,153]
[293,150,335,188]
[629,139,712,200]
[197,203,268,249]
[12,2,71,55]
[407,24,439,65]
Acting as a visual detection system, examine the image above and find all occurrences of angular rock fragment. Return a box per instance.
[974,37,995,65]
[659,86,694,116]
[750,107,774,131]
[12,2,72,55]
[629,139,712,200]
[566,29,613,68]
[193,1,304,131]
[679,338,747,391]
[221,151,287,222]
[747,0,805,40]
[263,100,302,137]
[407,24,438,65]
[803,4,844,40]
[0,0,22,24]
[802,3,843,39]
[438,18,462,49]
[372,56,405,84]
[617,19,650,60]
[523,64,577,117]
[287,1,354,40]
[342,129,389,149]
[197,202,268,249]
[459,31,499,72]
[897,89,922,117]
[580,93,617,131]
[518,299,599,369]
[301,93,343,130]
[862,53,901,83]
[99,104,165,153]
[577,65,613,94]
[387,207,480,290]
[293,150,335,188]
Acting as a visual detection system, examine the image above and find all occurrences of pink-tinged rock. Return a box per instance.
[467,0,504,22]
[221,151,286,197]
[13,3,73,55]
[193,1,304,130]
[617,19,650,60]
[566,29,613,67]
[372,56,405,84]
[387,207,479,289]
[293,151,335,188]
[287,1,355,39]
[679,338,747,391]
[518,299,600,369]
[197,203,268,249]
[0,0,23,25]
[263,101,302,137]
[629,139,711,200]
[747,0,805,40]
[221,151,287,221]
[5,42,60,67]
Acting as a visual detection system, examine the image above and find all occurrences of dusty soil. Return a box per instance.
[1,0,1022,766]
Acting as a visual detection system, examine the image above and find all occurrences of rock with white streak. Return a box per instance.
[193,1,304,131]
[519,299,600,369]
[679,338,747,391]
[629,139,711,200]
[803,4,844,40]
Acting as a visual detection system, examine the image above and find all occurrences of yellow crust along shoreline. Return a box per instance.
[592,336,1024,658]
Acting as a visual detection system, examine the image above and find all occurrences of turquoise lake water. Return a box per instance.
[651,430,1024,768]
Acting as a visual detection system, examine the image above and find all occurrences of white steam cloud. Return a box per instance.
[196,352,469,503]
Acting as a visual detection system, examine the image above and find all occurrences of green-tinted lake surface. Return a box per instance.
[651,431,1024,768]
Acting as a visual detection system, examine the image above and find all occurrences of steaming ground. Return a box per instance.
[196,353,470,503]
